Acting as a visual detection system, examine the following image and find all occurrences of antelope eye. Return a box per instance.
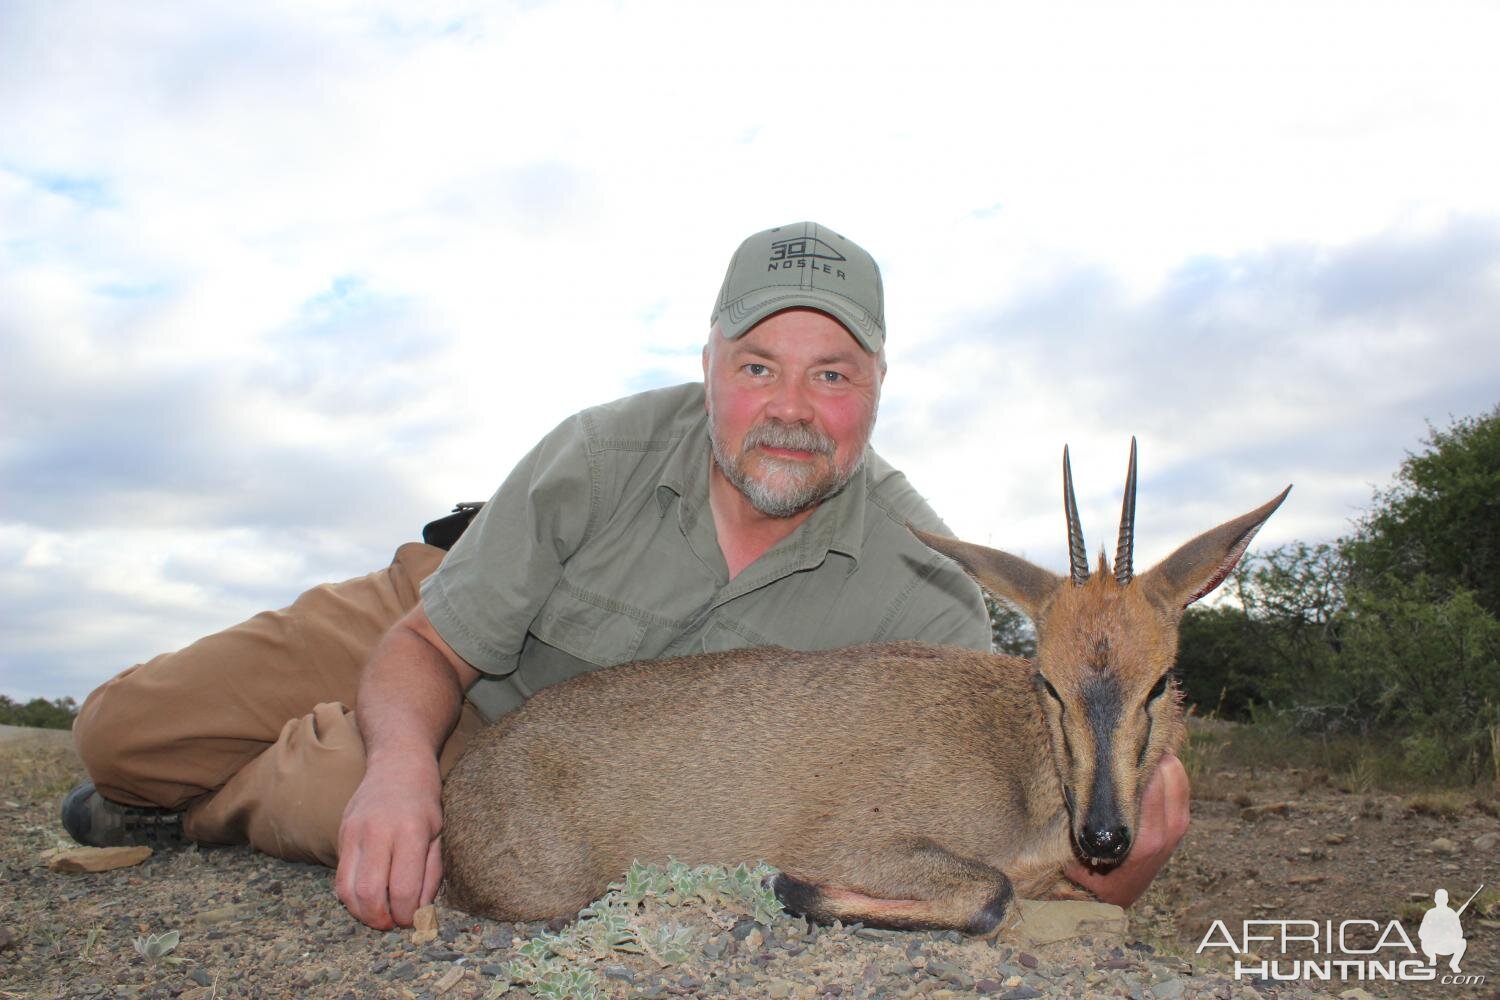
[1041,677,1063,704]
[1147,674,1170,702]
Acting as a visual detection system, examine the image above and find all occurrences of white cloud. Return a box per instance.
[3,0,1499,699]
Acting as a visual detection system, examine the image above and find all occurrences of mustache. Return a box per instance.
[742,421,835,456]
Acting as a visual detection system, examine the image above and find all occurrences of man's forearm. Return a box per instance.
[355,623,467,767]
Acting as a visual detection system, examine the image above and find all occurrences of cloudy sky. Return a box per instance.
[3,1,1498,703]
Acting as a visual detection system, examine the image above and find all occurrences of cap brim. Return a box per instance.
[719,288,884,352]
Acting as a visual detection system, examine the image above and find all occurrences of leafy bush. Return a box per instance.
[1174,405,1500,785]
[0,694,79,730]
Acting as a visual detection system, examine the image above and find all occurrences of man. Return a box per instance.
[66,222,1189,930]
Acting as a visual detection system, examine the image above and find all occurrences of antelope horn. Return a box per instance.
[1063,445,1089,585]
[1115,436,1138,585]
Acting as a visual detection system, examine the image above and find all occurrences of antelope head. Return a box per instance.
[913,440,1290,867]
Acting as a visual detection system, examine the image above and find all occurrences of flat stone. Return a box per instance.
[1150,979,1185,999]
[46,846,152,873]
[432,964,465,994]
[1473,832,1499,851]
[189,903,258,927]
[1003,900,1128,947]
[1431,837,1458,854]
[1240,802,1293,821]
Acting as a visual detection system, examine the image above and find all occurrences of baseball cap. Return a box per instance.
[711,221,885,352]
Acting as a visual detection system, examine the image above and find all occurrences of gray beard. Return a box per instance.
[709,419,865,519]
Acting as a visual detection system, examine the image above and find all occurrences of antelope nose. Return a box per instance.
[1080,824,1131,861]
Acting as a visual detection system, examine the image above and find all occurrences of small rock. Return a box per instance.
[999,988,1042,1000]
[744,926,765,951]
[179,990,212,1000]
[46,846,153,873]
[188,968,212,986]
[411,904,439,945]
[1240,802,1293,821]
[766,984,792,1000]
[974,981,1003,995]
[480,928,513,950]
[1018,953,1038,968]
[368,958,389,974]
[478,963,507,976]
[1473,831,1499,851]
[1150,980,1185,1000]
[422,946,462,962]
[1325,833,1347,845]
[190,902,258,927]
[0,926,13,951]
[1432,837,1458,854]
[1004,900,1127,947]
[432,964,465,995]
[603,965,635,983]
[1287,875,1326,885]
[1339,989,1378,1000]
[388,960,417,981]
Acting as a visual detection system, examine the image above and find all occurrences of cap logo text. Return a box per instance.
[768,237,846,278]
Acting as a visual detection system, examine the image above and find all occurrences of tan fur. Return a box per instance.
[441,463,1290,933]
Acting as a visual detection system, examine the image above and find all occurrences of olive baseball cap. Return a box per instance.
[711,221,885,352]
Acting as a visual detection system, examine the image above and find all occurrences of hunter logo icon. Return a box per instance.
[768,236,848,278]
[1420,884,1482,973]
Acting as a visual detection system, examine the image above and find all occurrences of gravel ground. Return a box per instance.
[0,726,1482,999]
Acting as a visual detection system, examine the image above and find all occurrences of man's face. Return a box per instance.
[702,308,884,518]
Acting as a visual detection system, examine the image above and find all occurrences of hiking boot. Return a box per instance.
[59,780,187,849]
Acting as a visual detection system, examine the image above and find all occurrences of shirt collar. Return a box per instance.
[655,413,868,571]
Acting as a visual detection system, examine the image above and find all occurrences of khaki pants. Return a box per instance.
[72,542,484,867]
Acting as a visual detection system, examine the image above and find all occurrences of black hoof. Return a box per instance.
[964,880,1014,936]
[768,872,822,918]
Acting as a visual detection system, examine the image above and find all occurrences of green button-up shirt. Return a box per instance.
[422,382,990,722]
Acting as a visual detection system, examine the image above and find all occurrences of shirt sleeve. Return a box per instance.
[420,412,596,676]
[860,455,993,653]
[895,554,994,652]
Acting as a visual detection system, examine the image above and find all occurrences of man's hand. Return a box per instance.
[335,754,445,930]
[337,602,478,930]
[1066,753,1190,908]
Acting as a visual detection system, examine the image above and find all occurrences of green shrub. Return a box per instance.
[0,694,79,730]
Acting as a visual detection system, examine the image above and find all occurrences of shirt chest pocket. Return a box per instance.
[529,586,650,667]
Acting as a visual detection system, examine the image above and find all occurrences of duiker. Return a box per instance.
[442,442,1289,933]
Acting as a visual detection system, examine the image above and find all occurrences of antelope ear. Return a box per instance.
[909,525,1061,624]
[1139,486,1292,612]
